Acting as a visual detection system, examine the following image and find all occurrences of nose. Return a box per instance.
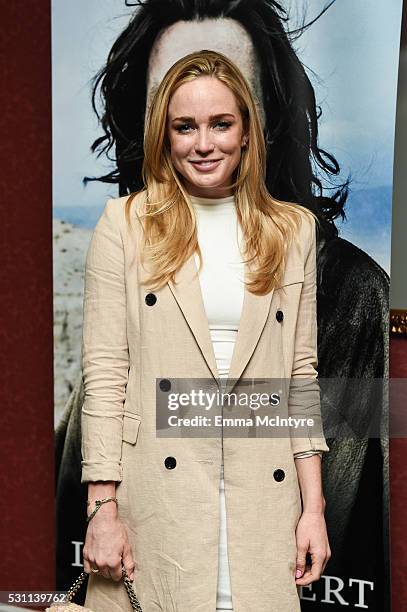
[194,128,215,155]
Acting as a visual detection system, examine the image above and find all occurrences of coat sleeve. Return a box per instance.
[288,214,330,456]
[80,198,129,483]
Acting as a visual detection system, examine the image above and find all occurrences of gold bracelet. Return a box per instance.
[86,496,118,523]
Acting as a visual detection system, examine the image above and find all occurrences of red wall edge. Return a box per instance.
[0,0,55,590]
[390,336,407,612]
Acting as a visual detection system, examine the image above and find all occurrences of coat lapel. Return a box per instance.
[167,253,220,383]
[167,253,275,394]
[225,258,275,394]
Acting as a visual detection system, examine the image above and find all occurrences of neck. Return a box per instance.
[185,183,234,200]
[188,192,236,209]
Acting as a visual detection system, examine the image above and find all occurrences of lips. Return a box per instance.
[189,159,222,172]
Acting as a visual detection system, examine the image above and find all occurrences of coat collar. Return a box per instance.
[167,252,275,394]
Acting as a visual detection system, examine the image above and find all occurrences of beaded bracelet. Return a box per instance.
[86,496,118,522]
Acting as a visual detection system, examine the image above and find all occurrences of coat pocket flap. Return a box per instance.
[278,265,304,287]
[122,412,141,445]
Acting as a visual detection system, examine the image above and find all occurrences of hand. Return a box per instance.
[83,507,137,582]
[294,510,331,586]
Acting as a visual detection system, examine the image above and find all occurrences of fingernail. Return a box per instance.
[296,569,303,578]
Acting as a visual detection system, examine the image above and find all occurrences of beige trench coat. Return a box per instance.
[81,190,329,612]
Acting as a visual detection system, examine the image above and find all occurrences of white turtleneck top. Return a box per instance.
[188,192,321,611]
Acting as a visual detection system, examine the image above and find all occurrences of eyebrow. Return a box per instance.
[171,113,236,123]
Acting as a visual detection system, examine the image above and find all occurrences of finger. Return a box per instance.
[308,553,324,581]
[97,563,112,580]
[83,554,100,577]
[295,544,308,579]
[83,557,92,575]
[109,555,125,582]
[295,566,313,586]
[82,547,91,574]
[122,548,137,581]
[321,547,331,573]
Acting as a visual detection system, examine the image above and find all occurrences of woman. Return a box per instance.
[56,3,389,599]
[81,49,330,612]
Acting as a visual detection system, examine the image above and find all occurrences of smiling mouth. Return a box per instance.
[189,159,222,166]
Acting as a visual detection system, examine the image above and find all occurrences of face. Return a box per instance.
[166,76,247,197]
[146,17,265,127]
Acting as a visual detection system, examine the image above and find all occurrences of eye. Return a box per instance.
[214,121,232,130]
[175,123,192,133]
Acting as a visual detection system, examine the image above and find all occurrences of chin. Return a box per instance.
[189,173,226,185]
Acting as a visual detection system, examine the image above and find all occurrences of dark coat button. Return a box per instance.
[165,456,177,469]
[159,379,171,392]
[145,293,157,306]
[276,310,284,322]
[273,469,285,482]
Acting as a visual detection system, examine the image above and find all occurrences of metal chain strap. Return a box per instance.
[65,567,143,611]
[122,570,143,612]
[66,572,88,602]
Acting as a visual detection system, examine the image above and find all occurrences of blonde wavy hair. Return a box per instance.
[124,49,318,295]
